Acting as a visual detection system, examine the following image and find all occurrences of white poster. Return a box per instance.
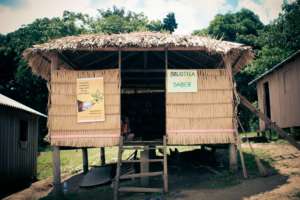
[167,70,198,93]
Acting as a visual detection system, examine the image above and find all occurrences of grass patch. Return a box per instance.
[37,146,147,180]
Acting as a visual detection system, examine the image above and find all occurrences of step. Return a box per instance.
[118,187,163,193]
[122,159,163,163]
[124,141,163,145]
[120,171,163,180]
[121,146,165,150]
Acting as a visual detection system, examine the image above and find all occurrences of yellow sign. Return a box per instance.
[167,69,198,93]
[76,77,105,122]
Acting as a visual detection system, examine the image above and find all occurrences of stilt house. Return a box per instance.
[23,32,253,147]
[23,32,253,194]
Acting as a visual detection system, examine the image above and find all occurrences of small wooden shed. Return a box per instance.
[0,93,46,183]
[23,32,253,193]
[249,50,300,131]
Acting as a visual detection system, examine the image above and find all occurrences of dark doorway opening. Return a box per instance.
[263,82,271,119]
[121,51,166,140]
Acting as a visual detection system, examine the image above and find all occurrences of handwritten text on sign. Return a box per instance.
[167,70,198,93]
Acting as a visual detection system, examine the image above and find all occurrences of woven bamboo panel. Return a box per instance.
[166,69,235,145]
[49,68,120,147]
[167,103,233,118]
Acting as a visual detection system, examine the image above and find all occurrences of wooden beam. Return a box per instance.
[73,46,211,52]
[58,52,76,69]
[52,146,62,196]
[143,52,148,69]
[50,53,59,71]
[121,69,165,73]
[140,148,150,186]
[114,136,123,200]
[100,147,106,165]
[172,51,202,66]
[82,148,89,174]
[229,144,238,171]
[163,136,168,193]
[84,52,116,68]
[238,93,300,151]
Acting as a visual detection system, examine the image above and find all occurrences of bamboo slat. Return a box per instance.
[49,69,121,147]
[166,69,235,145]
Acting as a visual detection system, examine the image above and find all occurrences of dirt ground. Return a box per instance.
[3,143,300,200]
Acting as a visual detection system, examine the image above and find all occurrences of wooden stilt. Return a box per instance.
[52,146,62,196]
[140,147,150,186]
[100,147,106,165]
[114,136,123,200]
[229,144,238,172]
[163,136,168,193]
[82,148,88,174]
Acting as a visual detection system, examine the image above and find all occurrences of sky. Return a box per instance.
[0,0,286,34]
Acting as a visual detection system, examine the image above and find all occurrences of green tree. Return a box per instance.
[90,7,149,33]
[0,11,88,112]
[163,12,178,33]
[147,20,164,32]
[193,9,263,48]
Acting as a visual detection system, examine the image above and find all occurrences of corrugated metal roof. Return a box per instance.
[0,93,47,118]
[249,50,300,85]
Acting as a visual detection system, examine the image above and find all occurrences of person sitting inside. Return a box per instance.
[121,117,134,140]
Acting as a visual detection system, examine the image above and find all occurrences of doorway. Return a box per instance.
[121,51,166,140]
[263,82,271,119]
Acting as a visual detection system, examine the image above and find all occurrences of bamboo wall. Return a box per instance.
[167,69,235,145]
[257,55,300,130]
[49,69,120,147]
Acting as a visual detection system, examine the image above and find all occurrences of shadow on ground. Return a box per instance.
[41,147,288,200]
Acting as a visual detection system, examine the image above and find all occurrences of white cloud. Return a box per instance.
[237,0,283,24]
[0,0,95,34]
[89,0,230,34]
[0,0,287,35]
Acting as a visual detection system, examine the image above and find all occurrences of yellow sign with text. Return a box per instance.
[167,69,198,93]
[76,77,105,122]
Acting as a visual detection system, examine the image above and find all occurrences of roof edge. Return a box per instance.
[0,94,47,118]
[249,50,300,85]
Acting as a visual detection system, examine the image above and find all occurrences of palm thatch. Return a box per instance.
[23,32,253,80]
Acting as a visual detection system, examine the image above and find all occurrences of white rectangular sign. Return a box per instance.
[167,69,198,93]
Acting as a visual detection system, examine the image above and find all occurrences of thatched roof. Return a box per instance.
[23,32,254,80]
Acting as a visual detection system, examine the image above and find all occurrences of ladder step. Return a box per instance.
[121,146,164,150]
[120,171,163,179]
[122,159,163,163]
[118,187,163,193]
[124,140,163,145]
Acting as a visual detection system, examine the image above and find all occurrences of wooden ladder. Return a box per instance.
[113,136,168,200]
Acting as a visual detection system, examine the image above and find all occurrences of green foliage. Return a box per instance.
[89,7,177,34]
[0,6,178,117]
[193,9,263,47]
[0,11,88,113]
[163,12,178,33]
[244,47,292,76]
[193,2,300,131]
[147,20,164,32]
[90,7,149,33]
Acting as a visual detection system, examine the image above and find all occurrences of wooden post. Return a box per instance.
[82,148,88,174]
[163,136,168,192]
[100,147,106,165]
[229,144,238,172]
[140,147,149,186]
[114,136,123,200]
[52,146,62,196]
